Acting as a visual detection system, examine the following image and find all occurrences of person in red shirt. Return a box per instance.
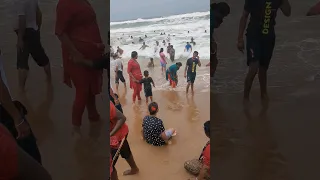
[0,124,52,180]
[127,51,143,103]
[110,101,139,180]
[185,120,210,180]
[55,0,104,135]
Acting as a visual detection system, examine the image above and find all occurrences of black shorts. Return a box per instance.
[115,71,125,84]
[111,136,132,167]
[170,55,174,61]
[187,72,196,83]
[144,88,153,97]
[246,35,275,69]
[16,28,49,70]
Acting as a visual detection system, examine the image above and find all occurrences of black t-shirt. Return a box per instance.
[245,0,283,37]
[186,57,199,74]
[140,77,153,91]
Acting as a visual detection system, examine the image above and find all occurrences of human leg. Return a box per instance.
[120,139,139,175]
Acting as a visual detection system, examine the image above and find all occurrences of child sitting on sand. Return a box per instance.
[139,70,155,104]
[142,102,176,146]
[147,58,154,68]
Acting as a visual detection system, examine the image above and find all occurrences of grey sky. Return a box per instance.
[110,0,209,22]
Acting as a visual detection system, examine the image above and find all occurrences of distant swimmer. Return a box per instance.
[166,43,171,54]
[166,35,171,42]
[162,40,166,46]
[139,42,149,50]
[154,41,160,57]
[130,36,133,39]
[139,37,144,42]
[205,30,207,33]
[188,31,189,33]
[117,46,123,55]
[184,42,192,52]
[145,35,147,38]
[148,58,154,68]
[191,37,196,46]
[169,45,175,62]
[160,33,163,35]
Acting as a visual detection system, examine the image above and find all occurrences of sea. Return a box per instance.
[110,11,210,61]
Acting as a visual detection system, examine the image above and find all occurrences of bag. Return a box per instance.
[184,159,211,179]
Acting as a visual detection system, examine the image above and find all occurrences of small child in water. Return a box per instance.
[140,70,155,104]
[147,58,154,68]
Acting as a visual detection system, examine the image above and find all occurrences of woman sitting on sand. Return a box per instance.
[142,102,176,146]
[184,121,210,180]
[166,62,182,88]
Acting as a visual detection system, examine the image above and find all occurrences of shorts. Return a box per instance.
[160,61,166,68]
[16,28,49,70]
[187,72,196,84]
[144,88,153,97]
[111,135,132,167]
[246,35,276,69]
[115,71,125,84]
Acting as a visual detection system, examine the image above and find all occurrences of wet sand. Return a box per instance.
[212,0,320,179]
[0,1,110,180]
[111,58,210,179]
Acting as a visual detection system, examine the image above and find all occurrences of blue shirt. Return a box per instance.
[185,44,192,51]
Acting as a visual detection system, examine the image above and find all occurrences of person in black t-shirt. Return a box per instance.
[237,0,291,103]
[140,70,155,104]
[184,51,201,95]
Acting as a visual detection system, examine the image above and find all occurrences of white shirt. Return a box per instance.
[110,58,123,72]
[12,0,39,30]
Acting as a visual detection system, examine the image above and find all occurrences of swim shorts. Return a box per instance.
[187,72,196,84]
[160,61,166,68]
[246,35,275,69]
[115,71,125,84]
[111,135,132,167]
[16,28,49,70]
[144,88,153,97]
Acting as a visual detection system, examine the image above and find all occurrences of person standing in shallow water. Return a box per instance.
[184,51,201,95]
[237,0,291,103]
[13,0,52,93]
[127,51,143,104]
[55,0,104,136]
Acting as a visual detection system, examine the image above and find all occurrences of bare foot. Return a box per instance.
[123,168,139,176]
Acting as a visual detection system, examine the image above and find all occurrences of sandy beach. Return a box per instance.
[0,1,110,180]
[212,0,320,180]
[110,58,210,179]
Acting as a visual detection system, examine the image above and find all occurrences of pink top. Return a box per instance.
[160,52,166,64]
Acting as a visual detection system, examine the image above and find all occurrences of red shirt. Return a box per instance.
[0,125,18,180]
[202,143,210,168]
[110,101,128,148]
[55,0,104,94]
[127,59,142,90]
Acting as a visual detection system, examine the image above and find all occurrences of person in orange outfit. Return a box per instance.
[166,62,182,88]
[110,101,139,180]
[127,51,143,103]
[55,0,104,135]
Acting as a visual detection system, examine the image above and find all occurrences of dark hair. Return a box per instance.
[176,62,182,67]
[211,2,230,17]
[159,48,164,53]
[204,120,210,137]
[150,57,153,61]
[144,70,149,76]
[170,45,173,48]
[131,51,138,58]
[193,51,198,55]
[148,102,158,115]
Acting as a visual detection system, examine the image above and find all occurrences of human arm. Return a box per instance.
[110,106,127,136]
[127,62,139,82]
[237,1,250,53]
[280,0,291,17]
[197,57,201,67]
[0,73,30,139]
[109,87,119,105]
[36,4,42,29]
[151,78,155,87]
[184,61,188,78]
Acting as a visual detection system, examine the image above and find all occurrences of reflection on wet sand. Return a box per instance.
[243,102,289,180]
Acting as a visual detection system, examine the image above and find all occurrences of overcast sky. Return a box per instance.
[110,0,209,22]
